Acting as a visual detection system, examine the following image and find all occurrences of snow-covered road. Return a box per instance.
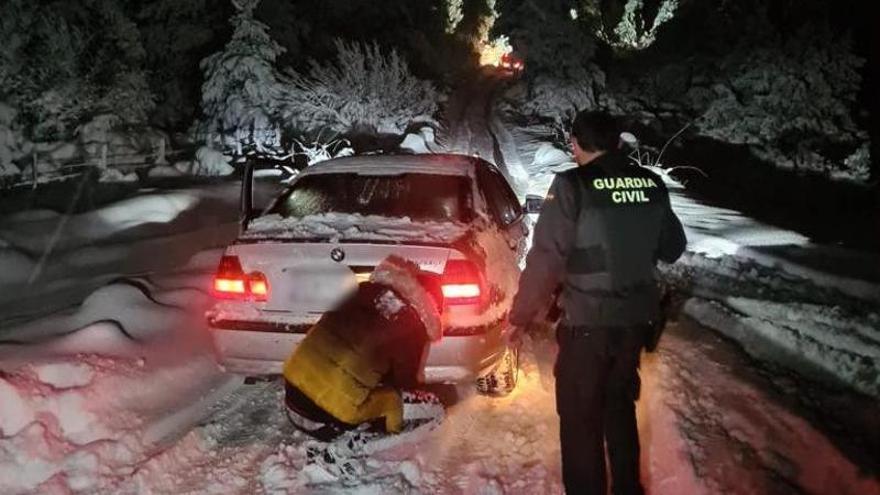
[2,74,879,493]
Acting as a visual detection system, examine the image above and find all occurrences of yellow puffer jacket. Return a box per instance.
[283,256,441,432]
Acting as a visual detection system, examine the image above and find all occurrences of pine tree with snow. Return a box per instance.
[579,0,678,51]
[200,0,284,153]
[137,0,232,128]
[455,0,493,50]
[89,0,155,126]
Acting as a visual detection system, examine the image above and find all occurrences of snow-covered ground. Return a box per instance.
[0,258,238,494]
[0,183,243,327]
[1,80,879,493]
[657,177,880,400]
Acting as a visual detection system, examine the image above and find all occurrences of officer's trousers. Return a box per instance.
[555,324,646,495]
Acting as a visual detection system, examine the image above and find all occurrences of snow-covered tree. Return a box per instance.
[579,0,678,51]
[0,0,154,141]
[606,2,870,181]
[279,40,440,135]
[456,0,494,50]
[495,0,605,124]
[89,0,155,125]
[137,0,232,128]
[697,24,867,179]
[445,0,465,33]
[200,0,284,153]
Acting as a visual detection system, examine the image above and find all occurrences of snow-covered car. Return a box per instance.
[206,154,529,394]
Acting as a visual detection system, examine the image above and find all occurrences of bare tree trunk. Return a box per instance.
[31,152,37,189]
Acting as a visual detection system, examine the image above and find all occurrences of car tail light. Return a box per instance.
[248,272,269,301]
[441,259,484,306]
[212,255,269,302]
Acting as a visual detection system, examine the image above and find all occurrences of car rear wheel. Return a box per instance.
[475,345,519,396]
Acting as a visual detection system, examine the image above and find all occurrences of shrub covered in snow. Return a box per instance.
[522,66,607,125]
[278,40,440,135]
[695,24,868,180]
[193,146,235,176]
[603,4,871,182]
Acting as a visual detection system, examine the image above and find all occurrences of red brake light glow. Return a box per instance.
[441,283,481,299]
[441,259,484,305]
[214,278,246,295]
[248,273,269,301]
[212,255,269,301]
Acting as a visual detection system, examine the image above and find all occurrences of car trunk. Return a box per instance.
[226,241,456,315]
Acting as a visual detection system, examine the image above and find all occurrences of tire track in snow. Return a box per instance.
[657,322,880,494]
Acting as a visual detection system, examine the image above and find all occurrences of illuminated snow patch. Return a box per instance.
[480,36,512,67]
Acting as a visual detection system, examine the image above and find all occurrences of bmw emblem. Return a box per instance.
[330,247,346,263]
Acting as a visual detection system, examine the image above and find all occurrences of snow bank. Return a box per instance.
[0,184,239,311]
[530,143,570,169]
[0,270,234,494]
[663,178,880,305]
[192,146,235,176]
[0,278,207,347]
[0,191,201,256]
[0,353,232,495]
[399,126,439,154]
[32,362,95,389]
[243,213,469,244]
[684,297,880,398]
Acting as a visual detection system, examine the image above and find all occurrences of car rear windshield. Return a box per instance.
[271,173,472,222]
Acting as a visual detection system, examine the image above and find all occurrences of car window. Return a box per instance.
[271,173,472,222]
[478,167,521,226]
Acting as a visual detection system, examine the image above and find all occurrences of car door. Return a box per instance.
[477,165,528,258]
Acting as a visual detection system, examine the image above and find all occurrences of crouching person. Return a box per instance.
[283,256,442,440]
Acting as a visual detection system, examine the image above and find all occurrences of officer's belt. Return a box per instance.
[557,323,649,340]
[568,283,653,298]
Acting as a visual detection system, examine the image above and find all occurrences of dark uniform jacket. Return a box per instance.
[510,151,686,328]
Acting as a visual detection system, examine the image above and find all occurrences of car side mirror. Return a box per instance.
[523,194,544,214]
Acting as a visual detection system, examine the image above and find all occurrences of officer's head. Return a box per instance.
[570,110,619,165]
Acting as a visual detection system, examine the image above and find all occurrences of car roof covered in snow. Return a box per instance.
[298,153,482,178]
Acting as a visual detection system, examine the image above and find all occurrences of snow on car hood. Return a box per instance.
[241,213,469,244]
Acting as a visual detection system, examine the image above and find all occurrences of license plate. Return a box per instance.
[269,260,358,312]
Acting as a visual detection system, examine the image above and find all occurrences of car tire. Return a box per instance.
[475,345,519,396]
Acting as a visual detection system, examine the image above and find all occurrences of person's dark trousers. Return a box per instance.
[555,324,646,495]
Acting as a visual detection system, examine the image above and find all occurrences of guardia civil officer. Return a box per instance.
[509,110,687,495]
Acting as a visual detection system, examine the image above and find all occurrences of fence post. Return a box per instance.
[100,143,108,170]
[32,151,37,190]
